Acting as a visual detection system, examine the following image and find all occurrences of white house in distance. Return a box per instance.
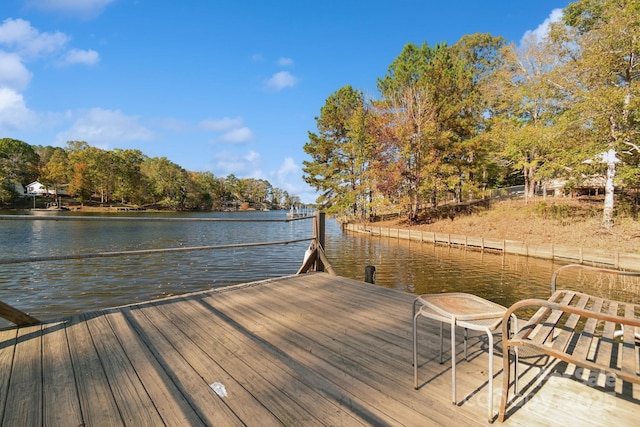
[25,181,69,197]
[26,181,47,196]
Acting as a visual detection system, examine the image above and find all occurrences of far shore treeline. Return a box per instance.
[0,139,302,211]
[302,0,640,230]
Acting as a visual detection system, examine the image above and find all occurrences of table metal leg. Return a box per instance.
[439,321,444,363]
[411,299,418,368]
[464,328,468,360]
[451,316,457,405]
[486,328,494,422]
[413,310,419,389]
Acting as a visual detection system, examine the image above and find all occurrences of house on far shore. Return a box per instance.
[25,181,69,197]
[26,181,48,196]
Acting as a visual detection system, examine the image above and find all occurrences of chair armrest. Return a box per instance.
[501,295,640,342]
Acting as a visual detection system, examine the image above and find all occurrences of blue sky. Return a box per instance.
[0,1,568,203]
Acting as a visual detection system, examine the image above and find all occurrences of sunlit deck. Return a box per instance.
[0,273,638,426]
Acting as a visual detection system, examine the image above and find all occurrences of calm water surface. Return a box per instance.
[1,210,638,326]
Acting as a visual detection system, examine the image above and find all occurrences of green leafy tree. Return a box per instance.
[303,85,370,216]
[486,32,569,201]
[68,162,93,204]
[188,171,224,210]
[112,149,146,205]
[93,148,117,203]
[553,0,640,228]
[141,156,190,209]
[66,141,116,203]
[223,174,240,202]
[451,33,508,196]
[0,138,40,201]
[66,141,95,203]
[40,147,70,194]
[270,187,284,207]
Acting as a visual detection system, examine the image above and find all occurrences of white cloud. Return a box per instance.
[59,48,99,66]
[0,51,32,91]
[24,0,115,19]
[200,116,254,144]
[56,108,154,146]
[265,71,297,91]
[0,86,36,130]
[277,57,293,67]
[275,157,299,181]
[0,18,97,68]
[211,150,263,176]
[521,8,564,43]
[199,116,243,132]
[269,157,315,200]
[0,19,101,139]
[0,18,69,59]
[220,127,254,144]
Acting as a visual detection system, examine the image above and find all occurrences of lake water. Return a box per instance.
[1,210,638,326]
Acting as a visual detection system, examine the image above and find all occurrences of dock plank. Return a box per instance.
[123,305,244,426]
[84,312,165,426]
[42,321,83,427]
[138,302,287,426]
[104,309,206,426]
[0,328,17,424]
[2,325,42,427]
[205,278,480,426]
[66,314,123,426]
[172,296,360,425]
[206,291,417,426]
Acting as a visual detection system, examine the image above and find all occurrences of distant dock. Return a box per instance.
[286,207,315,220]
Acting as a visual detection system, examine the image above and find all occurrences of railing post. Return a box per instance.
[314,211,325,272]
[0,300,40,326]
[365,265,376,283]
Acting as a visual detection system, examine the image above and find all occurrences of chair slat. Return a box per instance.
[570,296,604,364]
[551,293,590,353]
[528,291,576,347]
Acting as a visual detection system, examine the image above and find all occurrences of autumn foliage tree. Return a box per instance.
[302,1,640,230]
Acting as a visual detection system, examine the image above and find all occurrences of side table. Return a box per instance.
[412,293,517,422]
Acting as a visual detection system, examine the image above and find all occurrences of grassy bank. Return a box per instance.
[370,199,640,255]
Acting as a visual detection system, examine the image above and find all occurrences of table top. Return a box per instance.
[416,292,507,321]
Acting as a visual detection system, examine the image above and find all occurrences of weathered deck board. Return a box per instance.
[105,309,205,426]
[0,327,16,423]
[123,304,244,426]
[0,273,638,426]
[42,321,83,426]
[163,296,365,426]
[4,324,42,426]
[65,314,123,425]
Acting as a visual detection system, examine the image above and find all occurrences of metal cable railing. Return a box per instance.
[0,214,314,222]
[0,238,313,265]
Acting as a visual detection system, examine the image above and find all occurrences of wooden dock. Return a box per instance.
[0,273,638,426]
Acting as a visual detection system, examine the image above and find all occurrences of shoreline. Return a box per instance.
[344,222,640,271]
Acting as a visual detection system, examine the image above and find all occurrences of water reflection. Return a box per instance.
[324,219,640,309]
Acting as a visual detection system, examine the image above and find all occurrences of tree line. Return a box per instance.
[302,0,640,229]
[0,139,301,210]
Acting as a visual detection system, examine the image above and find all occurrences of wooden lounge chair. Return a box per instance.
[498,264,640,422]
